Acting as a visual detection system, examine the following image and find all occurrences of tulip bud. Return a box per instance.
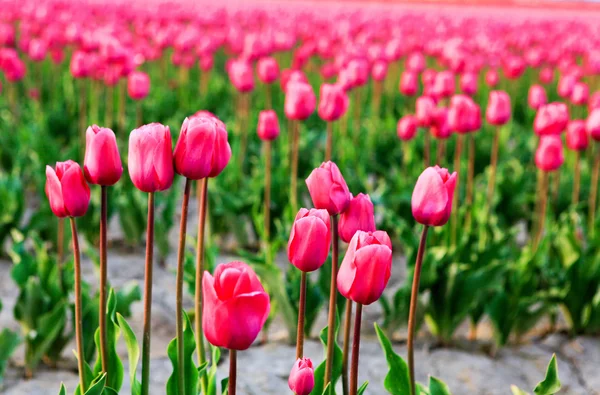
[318,83,349,122]
[432,71,455,99]
[257,110,280,141]
[571,82,589,106]
[430,107,453,140]
[448,95,480,133]
[128,71,150,100]
[528,84,547,110]
[503,56,526,80]
[371,60,388,82]
[558,74,576,99]
[84,125,123,186]
[534,103,569,136]
[174,115,231,180]
[306,161,351,216]
[337,230,393,305]
[412,166,457,226]
[539,67,554,84]
[128,123,174,192]
[285,81,316,121]
[486,90,511,126]
[460,72,477,96]
[586,108,600,141]
[257,56,279,84]
[485,69,499,88]
[566,120,589,151]
[28,38,48,62]
[228,59,254,93]
[70,50,89,78]
[288,358,315,395]
[347,59,369,87]
[406,52,425,73]
[281,69,308,92]
[415,96,436,127]
[288,208,331,272]
[397,115,418,141]
[202,261,270,350]
[338,193,376,243]
[45,160,91,218]
[399,71,418,96]
[589,91,600,112]
[535,136,565,172]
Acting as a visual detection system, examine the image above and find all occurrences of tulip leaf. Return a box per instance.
[116,313,142,395]
[83,373,106,395]
[73,355,96,395]
[311,310,343,395]
[221,377,229,394]
[0,328,20,384]
[321,383,331,395]
[115,282,142,319]
[93,290,124,391]
[429,376,452,395]
[357,381,368,395]
[206,345,222,395]
[374,323,410,395]
[166,312,198,395]
[511,385,530,395]
[533,355,561,395]
[58,383,67,395]
[103,388,119,395]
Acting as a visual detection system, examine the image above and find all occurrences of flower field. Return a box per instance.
[0,0,598,394]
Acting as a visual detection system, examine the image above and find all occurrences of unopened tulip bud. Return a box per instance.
[128,71,150,100]
[486,90,511,126]
[305,161,351,215]
[399,71,418,96]
[535,136,565,172]
[128,123,174,192]
[528,85,547,110]
[566,120,589,151]
[285,82,316,121]
[397,115,418,141]
[318,83,348,122]
[411,166,457,226]
[586,108,600,141]
[288,358,315,395]
[534,103,569,136]
[288,208,331,272]
[46,160,91,218]
[84,125,123,186]
[257,110,280,141]
[257,56,279,84]
[338,193,376,243]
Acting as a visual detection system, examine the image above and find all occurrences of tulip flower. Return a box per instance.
[203,261,270,393]
[397,115,418,141]
[534,103,569,136]
[571,82,589,106]
[285,81,316,121]
[173,116,231,180]
[257,110,280,141]
[337,230,392,395]
[589,92,600,112]
[567,120,588,205]
[558,74,576,99]
[338,194,376,243]
[128,71,150,100]
[128,123,174,193]
[485,69,499,88]
[84,125,122,186]
[460,72,477,96]
[288,208,332,273]
[587,108,600,141]
[415,96,436,128]
[318,83,349,123]
[257,56,279,84]
[539,67,554,84]
[412,166,457,227]
[486,90,511,126]
[228,59,254,93]
[371,60,388,82]
[45,159,90,392]
[306,161,351,216]
[288,358,315,395]
[586,109,600,234]
[528,85,547,110]
[399,71,418,96]
[432,71,455,100]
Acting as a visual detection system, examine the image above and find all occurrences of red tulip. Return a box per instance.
[202,261,270,350]
[412,166,457,226]
[586,108,600,141]
[399,71,418,96]
[257,110,280,141]
[305,161,351,216]
[127,71,150,100]
[285,81,316,121]
[288,358,315,395]
[288,208,331,272]
[174,115,231,179]
[84,125,123,186]
[485,69,499,88]
[45,160,91,218]
[571,82,589,106]
[397,115,418,141]
[486,90,511,126]
[460,72,477,96]
[528,85,547,110]
[128,123,174,192]
[257,56,279,84]
[566,120,589,151]
[535,136,565,172]
[337,230,392,305]
[534,103,569,136]
[338,193,376,243]
[318,83,348,122]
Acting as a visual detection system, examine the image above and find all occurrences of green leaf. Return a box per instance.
[206,345,222,395]
[0,328,20,384]
[103,388,119,395]
[321,383,331,395]
[533,355,561,395]
[84,373,106,395]
[58,383,67,395]
[93,290,124,391]
[511,385,530,395]
[73,357,96,395]
[116,313,142,395]
[166,312,198,395]
[311,313,343,395]
[115,282,142,318]
[429,376,452,395]
[357,381,369,395]
[374,323,410,395]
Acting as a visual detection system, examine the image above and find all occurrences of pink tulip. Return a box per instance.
[528,85,547,110]
[432,71,455,99]
[566,120,589,151]
[571,82,589,106]
[288,358,315,395]
[338,193,376,243]
[412,166,457,226]
[460,72,477,96]
[128,123,174,192]
[586,108,600,141]
[486,90,511,126]
[535,136,565,172]
[305,161,351,215]
[84,125,123,186]
[45,160,91,218]
[228,59,254,93]
[127,71,150,100]
[485,69,499,88]
[285,81,316,121]
[397,115,418,141]
[257,110,280,141]
[288,208,331,272]
[257,57,280,84]
[534,103,569,136]
[371,60,388,82]
[557,74,576,99]
[399,71,418,96]
[318,83,349,122]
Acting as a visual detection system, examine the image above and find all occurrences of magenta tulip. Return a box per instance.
[411,166,457,227]
[46,160,91,218]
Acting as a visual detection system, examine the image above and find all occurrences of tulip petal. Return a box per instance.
[45,166,67,217]
[61,163,90,217]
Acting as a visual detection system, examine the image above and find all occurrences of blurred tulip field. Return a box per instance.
[1,0,600,394]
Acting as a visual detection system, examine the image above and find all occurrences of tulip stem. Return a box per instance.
[342,300,353,395]
[436,139,446,166]
[424,131,431,168]
[465,133,476,230]
[589,145,600,236]
[408,225,429,395]
[324,215,340,387]
[69,217,87,394]
[451,134,464,247]
[349,303,363,395]
[353,88,361,148]
[296,271,307,359]
[78,80,87,155]
[118,80,126,132]
[136,102,143,127]
[106,87,114,128]
[176,179,191,394]
[486,126,500,214]
[290,120,300,214]
[239,92,250,172]
[99,186,109,381]
[57,217,64,265]
[372,81,382,120]
[552,171,560,211]
[264,141,272,264]
[228,349,237,395]
[195,178,209,394]
[141,192,155,395]
[534,172,549,251]
[572,151,581,206]
[326,121,333,162]
[265,83,272,109]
